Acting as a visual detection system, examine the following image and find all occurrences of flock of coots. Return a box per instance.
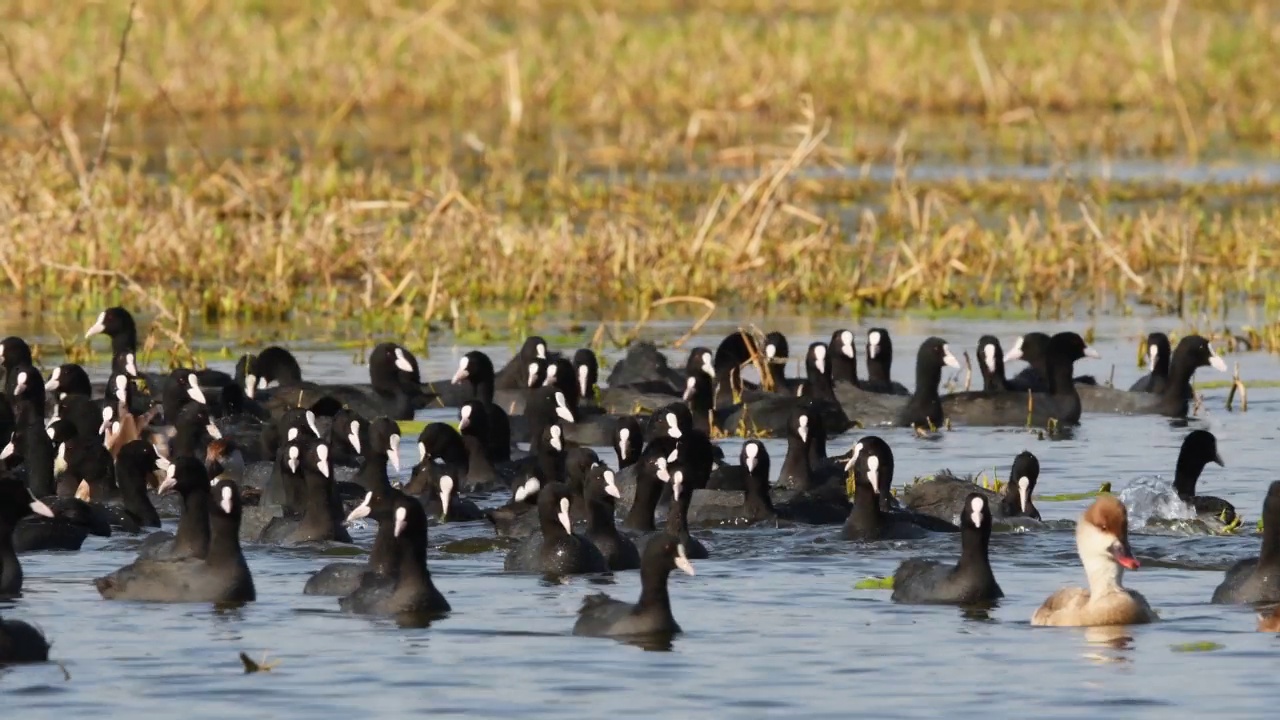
[3,306,1276,664]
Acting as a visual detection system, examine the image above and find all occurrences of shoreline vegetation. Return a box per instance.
[1,1,1279,353]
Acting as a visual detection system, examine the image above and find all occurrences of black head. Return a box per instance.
[642,530,697,578]
[369,343,422,387]
[279,408,321,442]
[565,447,601,487]
[1171,335,1228,375]
[536,481,574,535]
[685,347,715,379]
[0,337,33,370]
[529,386,576,426]
[681,372,714,415]
[117,438,169,477]
[538,422,567,458]
[586,464,622,506]
[169,369,209,405]
[613,416,643,468]
[303,440,332,480]
[788,404,820,447]
[1048,332,1099,365]
[544,358,577,398]
[1004,451,1041,518]
[369,417,402,471]
[388,492,427,541]
[976,335,1005,381]
[46,417,78,446]
[210,478,244,519]
[961,493,993,533]
[572,349,599,400]
[330,407,370,457]
[1004,331,1050,367]
[740,439,769,476]
[84,307,136,343]
[0,476,54,524]
[6,364,45,407]
[916,337,960,372]
[1145,333,1172,373]
[519,336,550,364]
[157,455,209,497]
[45,363,92,399]
[713,332,752,375]
[238,346,303,398]
[417,422,465,466]
[525,358,550,389]
[805,341,829,380]
[846,435,895,496]
[828,330,858,383]
[865,328,894,363]
[764,332,790,364]
[175,401,221,442]
[648,403,693,443]
[451,350,496,389]
[457,400,492,439]
[1173,429,1223,499]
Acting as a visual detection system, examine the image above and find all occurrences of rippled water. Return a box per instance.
[5,315,1280,716]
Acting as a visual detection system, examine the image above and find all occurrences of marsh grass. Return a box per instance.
[2,1,1280,351]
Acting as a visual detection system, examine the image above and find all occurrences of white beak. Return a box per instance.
[675,545,696,576]
[347,492,374,522]
[439,476,453,518]
[942,344,961,369]
[1207,345,1228,372]
[85,312,106,338]
[1083,346,1102,360]
[388,434,401,472]
[557,497,572,534]
[1004,337,1025,362]
[393,348,414,373]
[393,506,409,537]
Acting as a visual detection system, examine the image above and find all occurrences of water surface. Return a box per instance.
[5,315,1280,717]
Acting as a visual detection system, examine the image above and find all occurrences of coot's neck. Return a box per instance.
[0,520,20,593]
[1172,455,1208,500]
[356,454,393,496]
[206,511,244,566]
[956,524,994,579]
[1163,349,1202,404]
[117,460,160,527]
[806,364,837,403]
[767,362,787,388]
[636,564,675,615]
[367,509,398,576]
[744,470,776,518]
[982,358,1009,393]
[1260,508,1280,567]
[300,470,335,527]
[174,486,212,558]
[1046,352,1077,397]
[462,435,496,479]
[470,376,495,405]
[395,531,430,590]
[538,500,571,540]
[20,424,56,498]
[831,352,858,385]
[714,366,741,407]
[586,497,618,534]
[111,330,137,358]
[913,357,944,404]
[1153,349,1171,379]
[850,482,880,530]
[867,354,892,386]
[780,435,814,491]
[624,471,662,532]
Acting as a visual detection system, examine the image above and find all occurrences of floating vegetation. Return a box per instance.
[1170,642,1225,653]
[854,576,895,591]
[1038,483,1112,503]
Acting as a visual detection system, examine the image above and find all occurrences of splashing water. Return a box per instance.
[1117,475,1197,527]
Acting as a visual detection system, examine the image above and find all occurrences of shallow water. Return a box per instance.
[5,315,1280,716]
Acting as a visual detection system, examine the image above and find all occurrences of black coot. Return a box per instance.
[1211,481,1280,604]
[572,534,694,639]
[891,493,1003,604]
[903,451,1042,524]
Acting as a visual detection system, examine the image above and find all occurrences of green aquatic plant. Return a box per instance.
[854,577,895,591]
[1170,642,1225,653]
[1037,483,1112,503]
